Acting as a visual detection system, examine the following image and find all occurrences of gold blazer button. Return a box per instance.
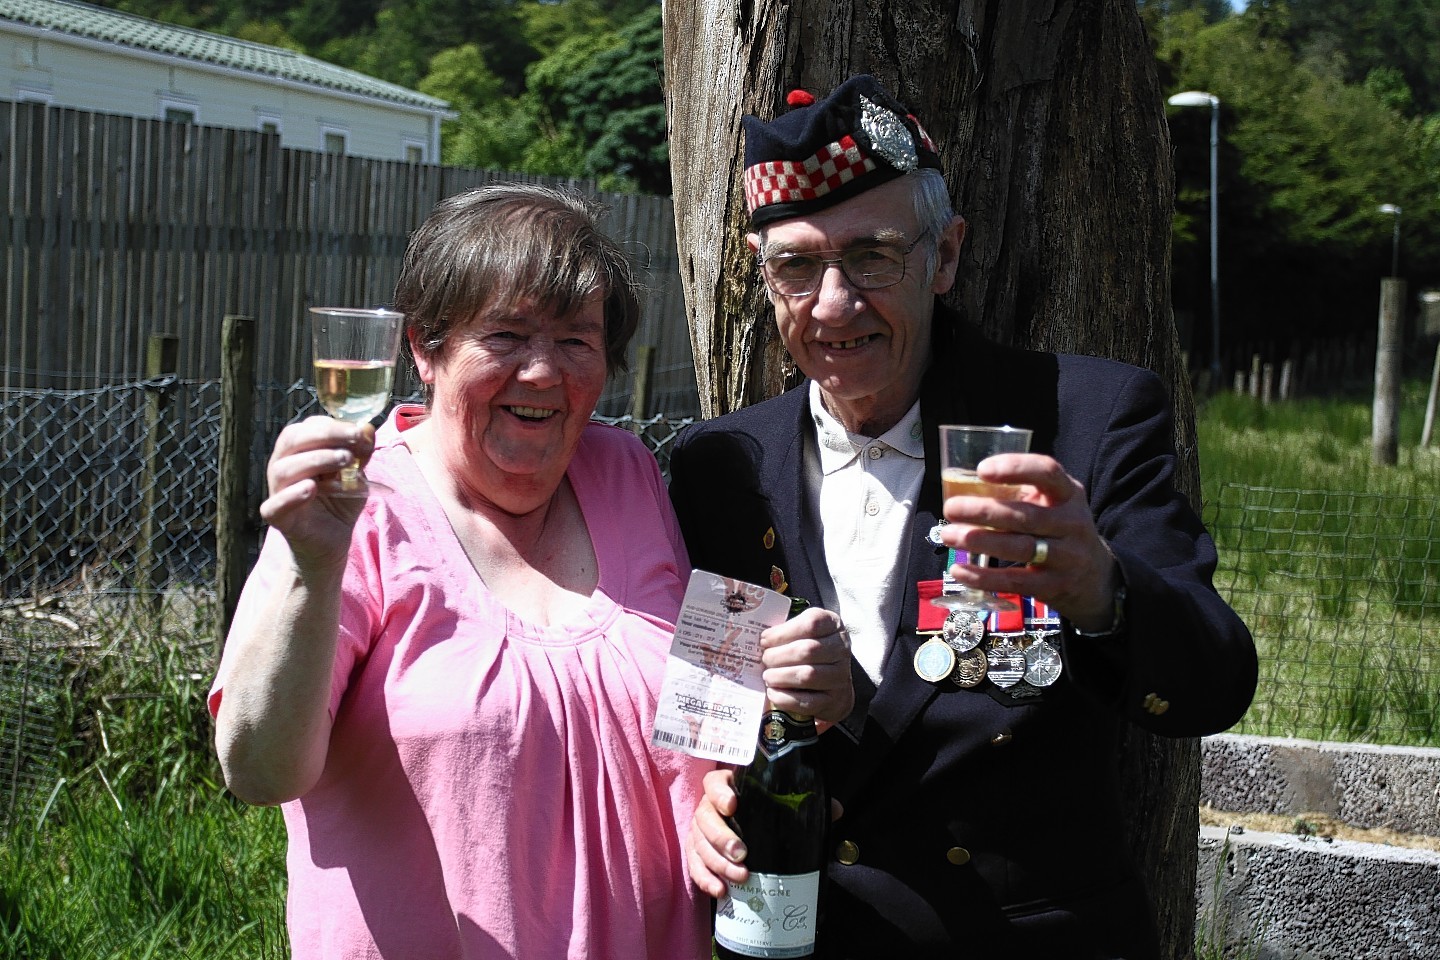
[946,846,972,866]
[835,840,860,865]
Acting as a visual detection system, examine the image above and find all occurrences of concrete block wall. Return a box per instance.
[1201,733,1440,836]
[1197,826,1440,959]
[1196,734,1440,958]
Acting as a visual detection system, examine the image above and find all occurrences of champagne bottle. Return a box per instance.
[712,705,828,959]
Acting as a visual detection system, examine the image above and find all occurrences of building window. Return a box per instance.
[13,84,52,105]
[158,95,199,125]
[257,112,282,137]
[404,142,425,164]
[321,125,349,155]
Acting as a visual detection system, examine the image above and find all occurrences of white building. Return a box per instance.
[0,0,451,161]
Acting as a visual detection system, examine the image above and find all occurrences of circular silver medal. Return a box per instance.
[951,647,988,688]
[942,608,987,652]
[1024,635,1063,687]
[914,636,958,683]
[986,639,1027,688]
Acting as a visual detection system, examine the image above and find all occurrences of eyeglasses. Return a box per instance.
[758,232,931,298]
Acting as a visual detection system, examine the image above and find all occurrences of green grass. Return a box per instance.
[1197,379,1440,747]
[0,595,287,959]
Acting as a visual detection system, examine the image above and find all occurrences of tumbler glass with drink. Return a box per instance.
[309,306,405,496]
[933,424,1033,612]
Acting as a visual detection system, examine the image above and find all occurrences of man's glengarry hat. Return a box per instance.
[742,75,943,228]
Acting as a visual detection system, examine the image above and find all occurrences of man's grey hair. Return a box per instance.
[909,168,956,284]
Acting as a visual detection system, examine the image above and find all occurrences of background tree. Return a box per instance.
[1151,4,1440,374]
[664,1,1198,956]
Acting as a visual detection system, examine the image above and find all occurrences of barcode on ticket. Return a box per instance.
[652,728,750,762]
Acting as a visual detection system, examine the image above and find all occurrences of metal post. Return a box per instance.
[1207,100,1221,384]
[1390,214,1401,279]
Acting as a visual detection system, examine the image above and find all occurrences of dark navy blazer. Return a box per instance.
[668,313,1258,960]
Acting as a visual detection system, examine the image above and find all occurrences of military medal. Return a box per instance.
[914,636,958,683]
[985,600,1027,688]
[986,641,1026,688]
[951,647,988,688]
[942,607,986,652]
[1023,638,1063,687]
[1022,596,1063,688]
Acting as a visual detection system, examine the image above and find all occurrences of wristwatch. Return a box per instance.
[1070,583,1127,639]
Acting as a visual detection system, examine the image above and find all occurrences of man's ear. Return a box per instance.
[931,215,966,295]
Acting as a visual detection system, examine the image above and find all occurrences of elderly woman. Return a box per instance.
[210,184,854,959]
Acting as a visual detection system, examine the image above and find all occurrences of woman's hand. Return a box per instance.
[259,416,376,562]
[687,768,748,897]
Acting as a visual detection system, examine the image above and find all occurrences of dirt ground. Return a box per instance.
[1200,804,1440,853]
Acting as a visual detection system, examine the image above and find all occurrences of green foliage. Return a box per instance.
[0,593,287,957]
[429,4,667,192]
[561,5,668,193]
[1283,0,1440,116]
[419,44,505,116]
[1155,6,1440,357]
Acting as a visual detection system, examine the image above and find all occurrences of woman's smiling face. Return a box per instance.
[412,294,608,507]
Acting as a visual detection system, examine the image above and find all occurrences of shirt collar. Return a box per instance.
[808,381,925,476]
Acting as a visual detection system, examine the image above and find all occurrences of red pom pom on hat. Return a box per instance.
[786,89,816,108]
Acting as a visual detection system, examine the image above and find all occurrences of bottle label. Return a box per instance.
[714,869,820,957]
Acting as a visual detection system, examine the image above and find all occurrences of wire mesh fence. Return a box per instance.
[1203,483,1440,746]
[2,379,1438,817]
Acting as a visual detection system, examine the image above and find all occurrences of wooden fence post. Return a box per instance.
[628,344,656,433]
[136,332,179,602]
[216,316,256,659]
[1373,278,1404,466]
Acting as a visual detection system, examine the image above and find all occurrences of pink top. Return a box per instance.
[212,407,709,960]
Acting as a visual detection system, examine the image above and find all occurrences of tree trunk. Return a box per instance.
[663,2,1201,958]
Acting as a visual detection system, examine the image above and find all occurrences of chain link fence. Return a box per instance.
[2,379,1438,816]
[1204,483,1440,746]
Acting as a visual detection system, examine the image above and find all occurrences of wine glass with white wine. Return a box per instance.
[309,306,405,496]
[932,424,1033,613]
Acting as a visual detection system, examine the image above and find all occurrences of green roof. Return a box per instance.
[0,0,448,112]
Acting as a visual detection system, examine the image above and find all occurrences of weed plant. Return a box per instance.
[1197,381,1440,747]
[0,592,287,958]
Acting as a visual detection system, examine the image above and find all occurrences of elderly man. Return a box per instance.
[671,75,1257,959]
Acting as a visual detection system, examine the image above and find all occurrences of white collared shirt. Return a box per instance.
[804,382,925,685]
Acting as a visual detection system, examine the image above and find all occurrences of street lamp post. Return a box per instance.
[1377,203,1401,278]
[1169,90,1222,385]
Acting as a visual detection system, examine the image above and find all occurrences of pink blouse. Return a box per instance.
[212,407,709,959]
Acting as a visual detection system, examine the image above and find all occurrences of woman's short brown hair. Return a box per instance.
[395,184,642,375]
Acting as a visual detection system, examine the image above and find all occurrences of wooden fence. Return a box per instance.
[0,100,701,417]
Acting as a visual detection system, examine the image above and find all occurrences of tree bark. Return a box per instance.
[664,2,1202,958]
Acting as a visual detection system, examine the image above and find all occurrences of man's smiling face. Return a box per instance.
[752,176,964,436]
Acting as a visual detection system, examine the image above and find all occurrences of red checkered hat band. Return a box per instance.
[744,135,878,214]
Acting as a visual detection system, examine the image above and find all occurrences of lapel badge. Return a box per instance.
[763,526,776,549]
[926,520,948,546]
[770,565,788,594]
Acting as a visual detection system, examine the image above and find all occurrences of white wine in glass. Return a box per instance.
[933,424,1033,612]
[309,306,405,496]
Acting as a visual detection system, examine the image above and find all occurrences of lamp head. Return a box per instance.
[1168,91,1219,108]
